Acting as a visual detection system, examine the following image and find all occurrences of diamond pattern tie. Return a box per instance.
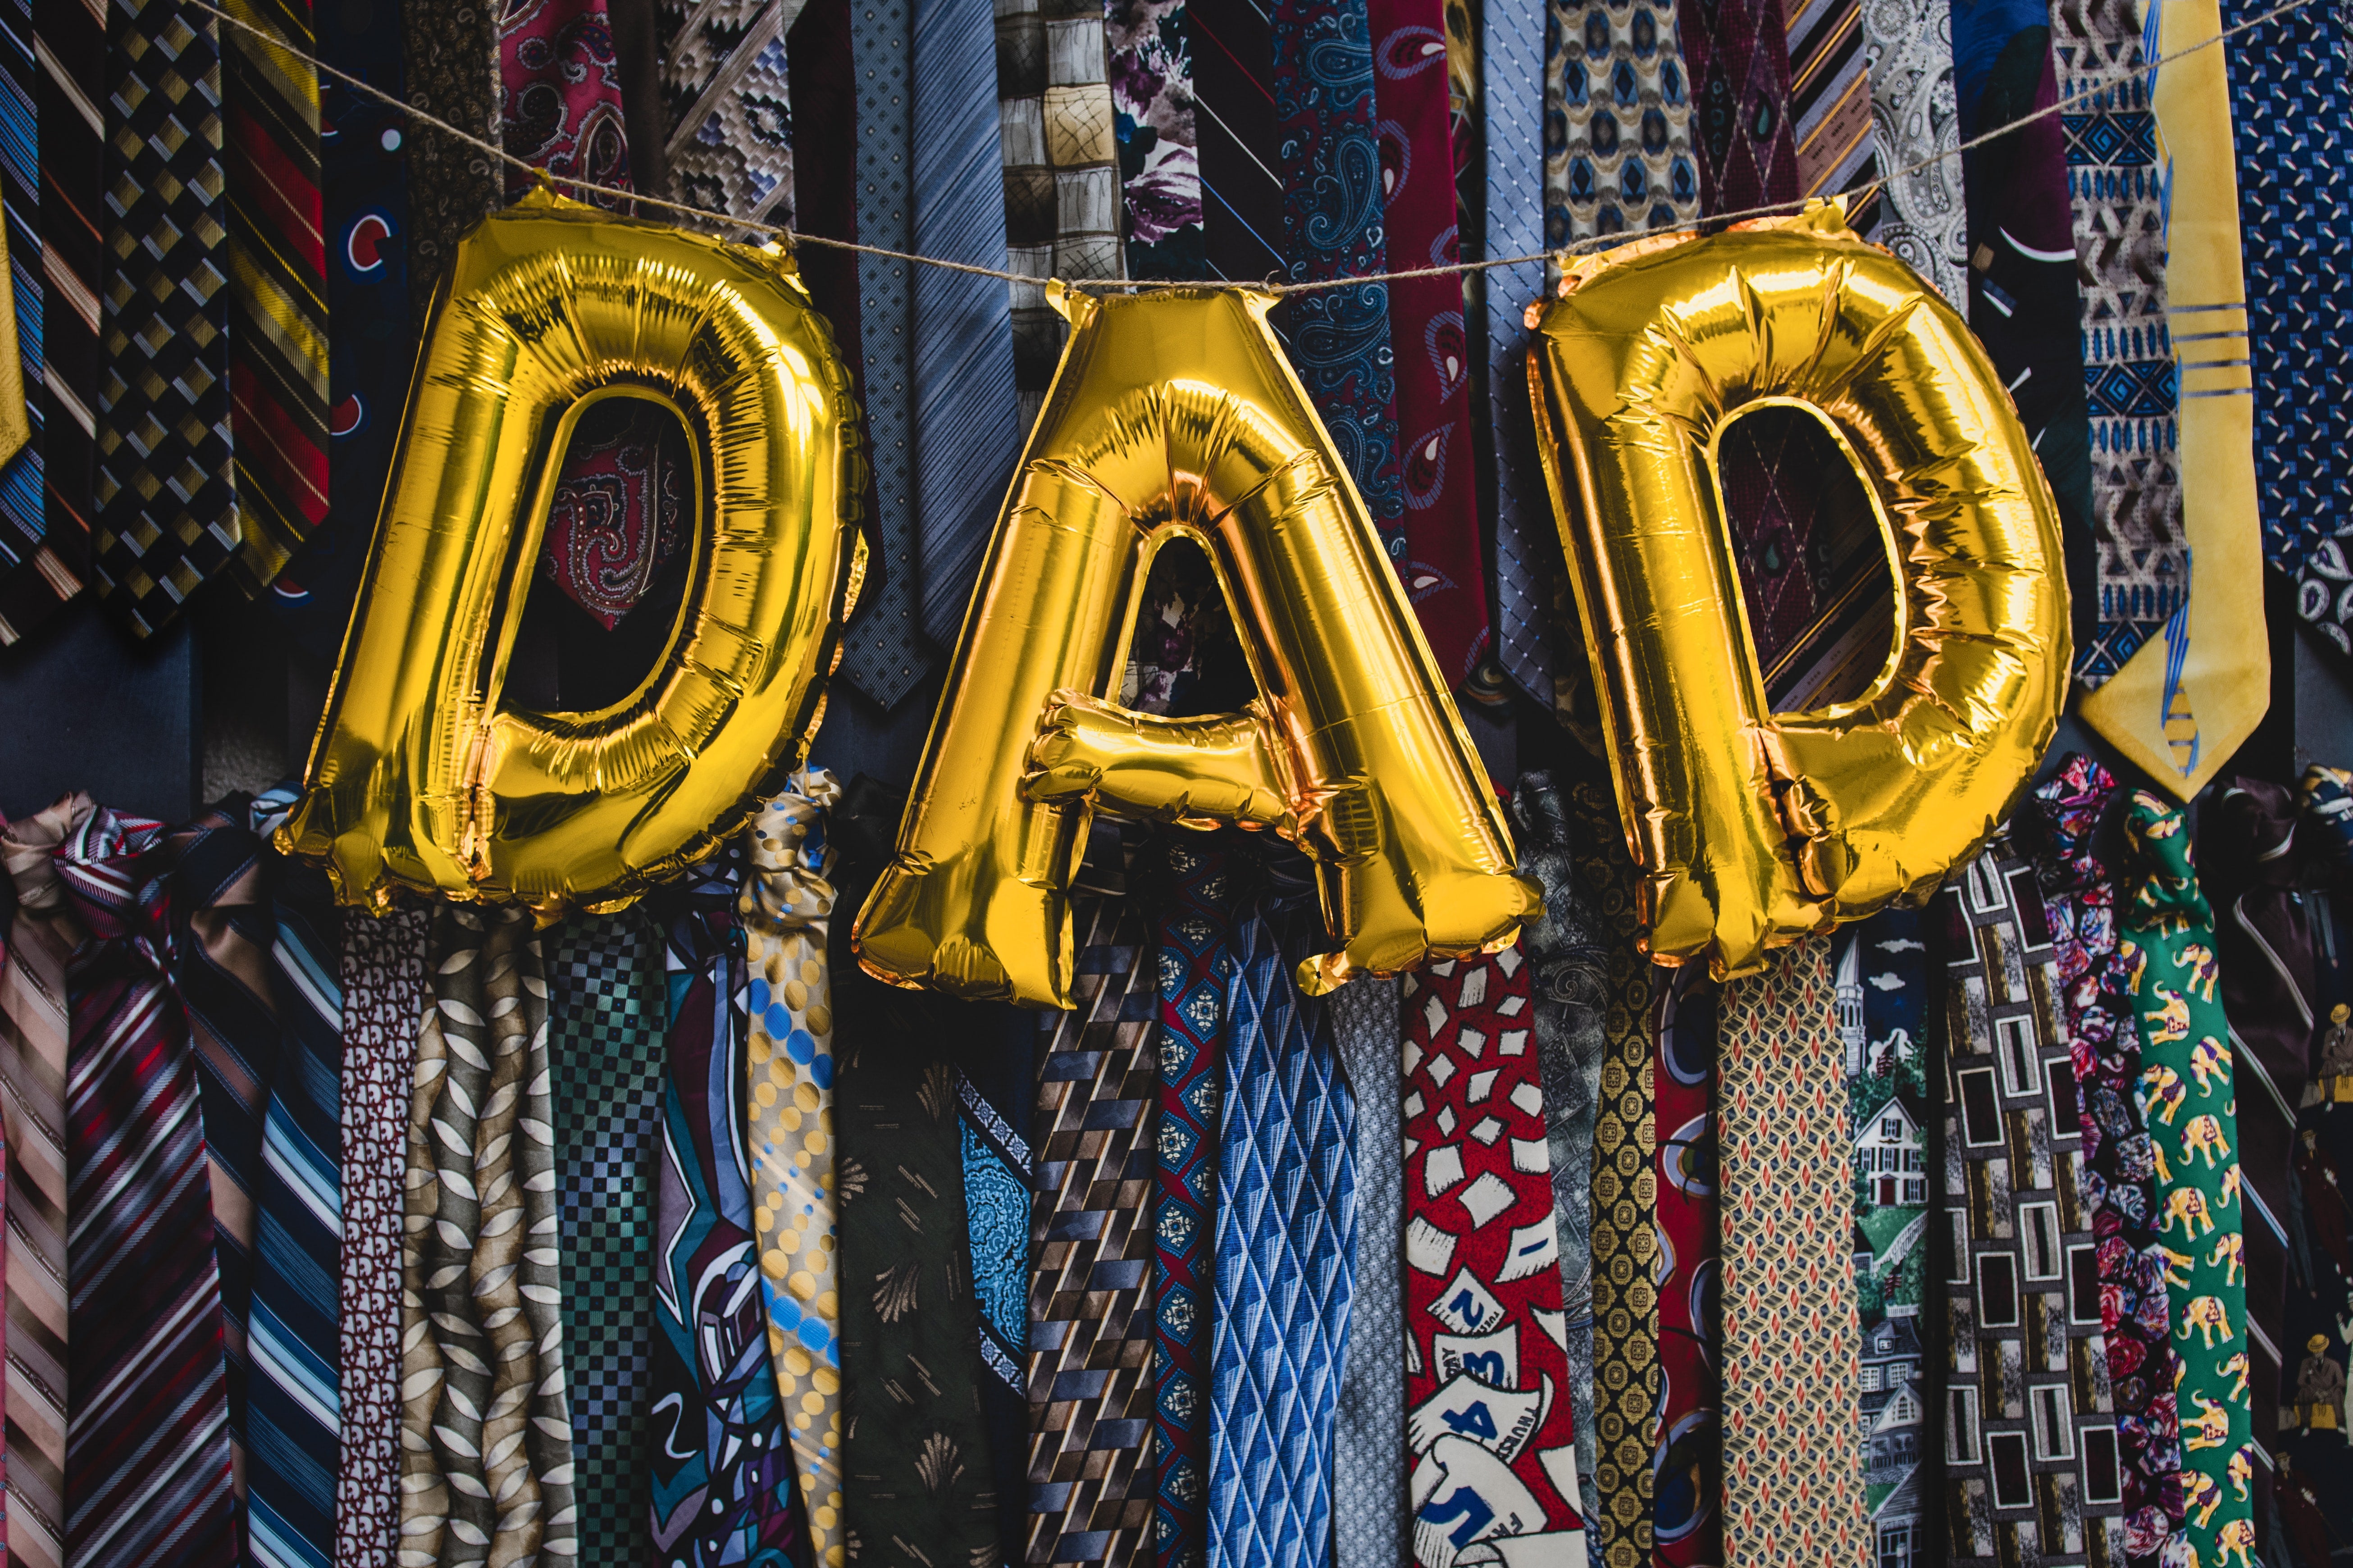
[1209,886,1356,1568]
[1674,0,1797,213]
[1329,974,1405,1568]
[54,803,238,1568]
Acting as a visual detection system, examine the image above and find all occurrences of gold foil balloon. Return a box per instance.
[855,285,1537,1007]
[1530,204,2070,977]
[279,188,866,913]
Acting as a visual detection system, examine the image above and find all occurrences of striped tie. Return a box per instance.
[54,804,238,1568]
[1327,975,1404,1568]
[222,0,329,595]
[0,795,87,1568]
[1779,0,1877,216]
[1191,0,1285,286]
[0,0,54,649]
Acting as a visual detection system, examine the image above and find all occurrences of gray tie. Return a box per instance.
[1328,975,1406,1568]
[1484,0,1555,708]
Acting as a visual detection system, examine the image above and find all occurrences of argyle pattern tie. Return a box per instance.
[330,907,425,1568]
[1717,936,1865,1568]
[1675,0,1797,214]
[1210,889,1356,1568]
[911,0,1019,653]
[399,907,573,1566]
[54,804,238,1568]
[1651,964,1721,1568]
[0,796,87,1568]
[0,0,52,647]
[1026,889,1158,1568]
[1402,944,1587,1565]
[1328,974,1404,1568]
[545,911,667,1563]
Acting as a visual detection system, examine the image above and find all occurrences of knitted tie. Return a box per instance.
[54,805,237,1568]
[399,907,573,1566]
[1329,974,1405,1568]
[742,775,848,1568]
[545,910,667,1563]
[1651,965,1721,1568]
[1402,944,1586,1564]
[332,907,428,1568]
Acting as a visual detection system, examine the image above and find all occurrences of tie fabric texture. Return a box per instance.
[644,859,809,1567]
[531,404,689,632]
[497,0,632,200]
[1543,0,1701,249]
[1651,965,1720,1568]
[1328,974,1405,1568]
[0,797,85,1568]
[2290,773,2353,1550]
[2119,793,2253,1567]
[399,906,574,1567]
[543,910,667,1563]
[1026,884,1158,1568]
[1370,0,1489,688]
[91,0,239,639]
[0,0,45,639]
[1780,0,1875,210]
[0,0,70,649]
[1401,944,1586,1566]
[741,776,848,1568]
[1674,0,1795,214]
[1190,0,1283,287]
[1861,0,1964,301]
[1105,0,1204,279]
[1716,936,1864,1568]
[333,907,428,1568]
[53,804,238,1568]
[31,0,110,631]
[961,1035,1037,1562]
[1482,0,1553,708]
[402,0,502,311]
[911,0,1021,656]
[1208,880,1356,1568]
[658,0,801,221]
[1149,839,1239,1568]
[2078,0,2267,800]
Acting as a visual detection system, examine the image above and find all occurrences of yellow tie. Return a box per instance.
[742,771,847,1568]
[2078,0,2267,796]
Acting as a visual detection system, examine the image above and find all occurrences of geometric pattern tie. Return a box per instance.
[1674,0,1798,214]
[53,803,238,1568]
[659,0,800,222]
[1715,935,1865,1568]
[91,0,240,639]
[1542,0,1700,246]
[1328,975,1405,1568]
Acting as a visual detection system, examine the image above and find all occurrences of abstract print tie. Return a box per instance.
[333,907,427,1568]
[498,0,631,200]
[1543,0,1701,249]
[1716,937,1864,1568]
[741,775,847,1568]
[1106,0,1204,279]
[53,805,237,1568]
[1026,890,1158,1568]
[658,0,798,220]
[961,1040,1036,1562]
[399,907,573,1567]
[1208,884,1356,1568]
[403,0,502,309]
[1402,945,1586,1568]
[2119,793,2253,1568]
[1862,0,1964,301]
[1150,841,1238,1568]
[544,911,666,1563]
[92,0,238,639]
[1651,965,1720,1568]
[646,866,809,1566]
[1329,975,1405,1568]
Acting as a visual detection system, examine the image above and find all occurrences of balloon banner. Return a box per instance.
[854,286,1537,1007]
[280,187,867,914]
[1530,204,2070,978]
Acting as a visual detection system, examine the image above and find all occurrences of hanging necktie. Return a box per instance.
[52,804,237,1568]
[1674,0,1796,213]
[661,0,800,221]
[2078,0,2267,798]
[545,909,667,1563]
[1370,0,1490,688]
[498,0,632,199]
[1025,882,1158,1568]
[2059,0,2180,688]
[1651,964,1721,1568]
[91,0,238,639]
[1105,0,1204,279]
[2293,775,2353,1519]
[1149,838,1240,1568]
[1860,0,1962,297]
[646,857,810,1565]
[1543,0,1701,245]
[1716,937,1864,1567]
[2118,793,2253,1567]
[399,907,575,1564]
[1190,0,1284,285]
[332,906,427,1568]
[404,0,503,308]
[1401,943,1586,1567]
[0,0,52,648]
[911,0,1019,655]
[1779,0,1876,216]
[1210,874,1357,1566]
[1329,974,1405,1568]
[1482,0,1554,709]
[0,796,86,1568]
[740,775,847,1568]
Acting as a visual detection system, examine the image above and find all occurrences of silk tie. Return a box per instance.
[1543,0,1700,245]
[1026,885,1157,1568]
[1369,0,1490,687]
[1674,0,1796,213]
[911,0,1019,655]
[1190,0,1284,287]
[1717,936,1864,1568]
[498,0,632,199]
[2078,0,2267,798]
[1149,839,1238,1568]
[399,907,573,1566]
[2292,777,2353,1541]
[332,906,427,1568]
[91,0,238,639]
[1210,881,1356,1568]
[544,910,666,1563]
[1779,0,1876,211]
[1328,974,1404,1568]
[54,804,237,1568]
[0,797,85,1568]
[1105,0,1204,279]
[1401,944,1587,1565]
[0,0,53,648]
[661,0,802,221]
[645,861,810,1566]
[1861,0,1964,300]
[403,0,502,309]
[2119,794,2252,1566]
[1651,964,1721,1568]
[741,775,847,1568]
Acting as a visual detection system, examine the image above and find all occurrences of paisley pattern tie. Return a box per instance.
[1862,0,1965,301]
